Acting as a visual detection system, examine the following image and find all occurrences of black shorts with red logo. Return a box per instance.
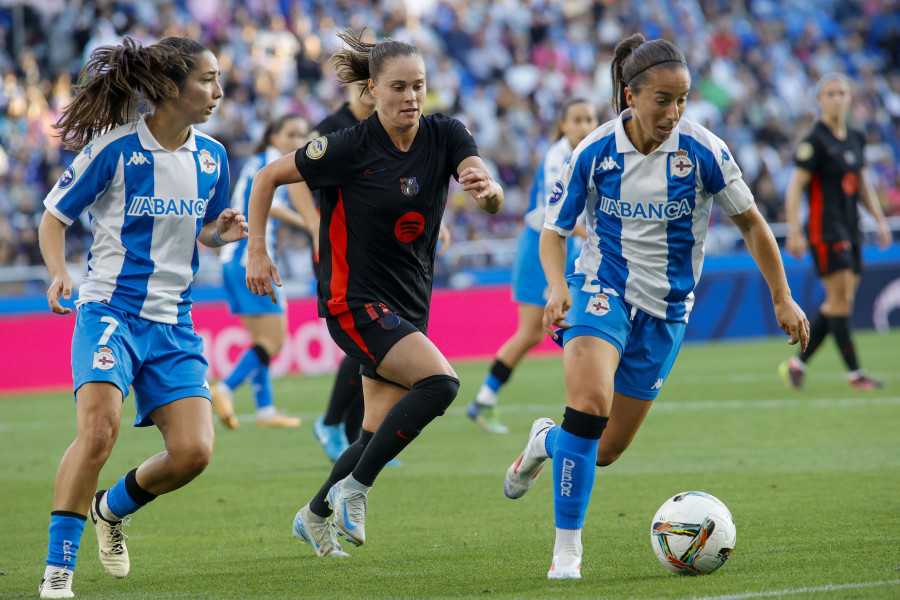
[325,302,427,382]
[809,240,861,276]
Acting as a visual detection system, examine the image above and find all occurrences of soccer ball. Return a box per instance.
[650,491,736,575]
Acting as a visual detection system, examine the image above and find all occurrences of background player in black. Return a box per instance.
[245,29,502,556]
[779,73,891,391]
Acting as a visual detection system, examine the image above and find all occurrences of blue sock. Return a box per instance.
[552,428,600,530]
[545,425,560,459]
[224,348,263,391]
[251,366,273,410]
[484,374,502,393]
[46,512,86,569]
[106,470,157,519]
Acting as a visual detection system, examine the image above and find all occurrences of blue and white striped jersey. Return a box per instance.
[544,110,753,322]
[43,115,230,325]
[524,136,573,232]
[219,147,289,269]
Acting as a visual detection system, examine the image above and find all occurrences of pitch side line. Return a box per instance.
[689,579,900,600]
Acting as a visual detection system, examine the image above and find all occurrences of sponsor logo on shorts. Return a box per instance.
[93,347,116,370]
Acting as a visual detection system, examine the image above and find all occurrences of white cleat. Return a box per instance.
[504,418,555,499]
[89,491,130,578]
[292,504,349,557]
[547,552,582,579]
[39,566,75,598]
[326,479,368,546]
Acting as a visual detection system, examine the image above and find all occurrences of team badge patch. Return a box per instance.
[92,347,116,371]
[306,136,327,159]
[669,150,693,177]
[796,142,814,162]
[549,181,565,205]
[198,149,217,174]
[586,293,610,316]
[58,165,75,189]
[400,177,419,196]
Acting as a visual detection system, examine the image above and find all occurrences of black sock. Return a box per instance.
[251,344,271,366]
[489,359,513,385]
[309,429,374,517]
[323,356,364,426]
[343,395,364,444]
[351,375,459,486]
[125,468,157,505]
[799,313,829,363]
[827,316,860,371]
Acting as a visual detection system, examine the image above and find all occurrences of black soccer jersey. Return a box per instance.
[294,112,478,326]
[313,103,357,136]
[794,121,866,244]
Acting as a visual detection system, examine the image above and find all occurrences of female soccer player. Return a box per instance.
[245,28,502,557]
[778,73,892,391]
[502,34,809,580]
[37,37,246,598]
[210,114,312,430]
[467,99,598,434]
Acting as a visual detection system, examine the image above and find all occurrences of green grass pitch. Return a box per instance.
[2,331,898,599]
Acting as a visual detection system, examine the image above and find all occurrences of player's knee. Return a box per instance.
[412,374,460,417]
[170,441,213,479]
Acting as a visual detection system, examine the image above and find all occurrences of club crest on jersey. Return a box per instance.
[549,181,565,205]
[58,165,75,189]
[306,136,327,159]
[92,347,116,371]
[400,177,419,197]
[670,150,693,177]
[198,149,217,174]
[586,293,610,316]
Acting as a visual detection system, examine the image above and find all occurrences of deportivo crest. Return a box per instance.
[586,293,610,316]
[92,347,116,371]
[198,149,217,174]
[400,177,419,196]
[669,150,693,177]
[306,136,327,159]
[58,165,75,189]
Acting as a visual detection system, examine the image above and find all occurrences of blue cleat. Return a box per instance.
[313,415,350,462]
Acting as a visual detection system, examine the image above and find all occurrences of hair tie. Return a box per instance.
[626,59,687,86]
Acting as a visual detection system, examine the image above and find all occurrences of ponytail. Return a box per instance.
[331,28,422,90]
[610,34,687,114]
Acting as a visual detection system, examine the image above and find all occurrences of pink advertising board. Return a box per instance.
[0,286,560,395]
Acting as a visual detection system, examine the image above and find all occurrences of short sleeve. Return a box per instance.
[43,143,117,225]
[793,131,821,172]
[446,117,479,178]
[204,145,230,224]
[294,129,356,190]
[544,152,591,236]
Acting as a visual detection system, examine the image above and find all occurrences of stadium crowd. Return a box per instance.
[1,0,898,296]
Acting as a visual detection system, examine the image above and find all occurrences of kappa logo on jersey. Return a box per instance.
[669,150,693,177]
[394,211,425,243]
[599,196,692,220]
[92,347,116,371]
[720,148,730,164]
[126,151,151,166]
[198,149,217,174]
[84,144,93,160]
[595,156,619,172]
[306,136,327,159]
[400,177,419,196]
[548,181,565,205]
[127,196,209,217]
[58,165,76,189]
[586,292,610,316]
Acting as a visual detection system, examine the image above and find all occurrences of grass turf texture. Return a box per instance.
[1,331,898,599]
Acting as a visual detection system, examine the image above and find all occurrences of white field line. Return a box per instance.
[690,579,900,600]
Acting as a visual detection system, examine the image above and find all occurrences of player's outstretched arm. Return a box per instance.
[38,211,73,315]
[731,205,809,351]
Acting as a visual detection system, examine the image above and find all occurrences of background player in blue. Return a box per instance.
[210,114,312,430]
[502,34,809,580]
[36,37,246,598]
[245,29,503,557]
[778,73,892,392]
[467,99,598,434]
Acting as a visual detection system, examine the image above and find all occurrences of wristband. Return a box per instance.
[213,227,225,246]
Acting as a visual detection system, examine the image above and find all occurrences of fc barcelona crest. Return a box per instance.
[400,177,419,196]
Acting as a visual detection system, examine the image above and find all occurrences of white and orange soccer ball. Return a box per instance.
[650,491,736,575]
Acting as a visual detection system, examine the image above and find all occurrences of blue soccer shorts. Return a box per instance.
[559,274,686,400]
[512,227,579,307]
[71,302,211,426]
[222,260,285,315]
